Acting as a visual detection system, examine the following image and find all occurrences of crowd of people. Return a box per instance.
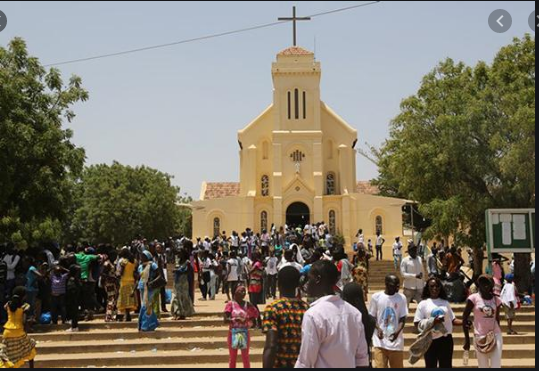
[0,222,535,368]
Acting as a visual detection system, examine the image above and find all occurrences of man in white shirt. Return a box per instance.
[265,251,279,300]
[199,251,212,301]
[295,260,369,369]
[356,229,365,245]
[376,232,385,261]
[400,244,425,307]
[369,275,408,368]
[392,237,403,270]
[225,252,240,302]
[240,254,252,284]
[203,237,212,252]
[229,232,239,253]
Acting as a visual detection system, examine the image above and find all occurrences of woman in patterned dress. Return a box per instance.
[102,250,119,323]
[171,249,195,320]
[353,248,370,302]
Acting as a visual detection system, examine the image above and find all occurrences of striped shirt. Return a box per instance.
[51,273,69,296]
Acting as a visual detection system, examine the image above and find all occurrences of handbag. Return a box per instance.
[148,275,167,291]
[231,328,249,350]
[475,297,498,354]
[475,331,497,354]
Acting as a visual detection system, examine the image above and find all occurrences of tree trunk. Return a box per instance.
[473,246,484,278]
[514,254,532,294]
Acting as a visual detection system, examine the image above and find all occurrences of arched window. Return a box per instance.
[326,173,336,195]
[213,218,221,238]
[261,211,268,232]
[376,216,383,235]
[262,141,269,160]
[329,211,336,235]
[261,175,270,197]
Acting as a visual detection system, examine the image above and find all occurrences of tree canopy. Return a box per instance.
[374,35,535,287]
[376,35,535,245]
[0,38,88,248]
[67,162,187,245]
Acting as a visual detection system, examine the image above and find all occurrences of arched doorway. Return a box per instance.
[286,202,310,228]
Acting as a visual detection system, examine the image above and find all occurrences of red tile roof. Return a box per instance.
[203,183,240,200]
[356,181,379,195]
[278,46,314,56]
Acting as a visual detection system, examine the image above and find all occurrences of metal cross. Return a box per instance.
[278,6,311,47]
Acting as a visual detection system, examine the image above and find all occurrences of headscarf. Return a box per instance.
[142,250,153,262]
[235,285,246,297]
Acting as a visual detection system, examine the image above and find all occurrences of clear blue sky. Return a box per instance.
[1,1,535,199]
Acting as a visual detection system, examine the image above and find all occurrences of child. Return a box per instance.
[501,273,519,335]
[2,286,36,368]
[50,265,70,325]
[66,265,82,333]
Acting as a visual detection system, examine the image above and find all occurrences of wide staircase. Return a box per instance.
[31,261,535,368]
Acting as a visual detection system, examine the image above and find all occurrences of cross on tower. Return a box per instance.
[278,6,311,47]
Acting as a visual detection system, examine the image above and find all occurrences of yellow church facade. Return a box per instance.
[192,46,407,252]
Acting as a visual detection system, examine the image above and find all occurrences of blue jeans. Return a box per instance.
[394,255,402,270]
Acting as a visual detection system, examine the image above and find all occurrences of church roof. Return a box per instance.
[356,181,379,196]
[278,46,314,56]
[203,183,240,200]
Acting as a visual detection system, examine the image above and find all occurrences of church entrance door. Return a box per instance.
[286,202,310,229]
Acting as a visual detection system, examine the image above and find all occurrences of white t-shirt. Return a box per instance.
[369,292,408,351]
[266,257,279,276]
[230,236,239,248]
[202,258,212,273]
[376,235,384,246]
[414,298,456,340]
[358,234,365,244]
[393,242,403,256]
[226,258,240,282]
[501,283,518,307]
[241,257,252,276]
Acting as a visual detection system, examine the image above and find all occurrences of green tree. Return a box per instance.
[176,195,193,239]
[375,35,535,291]
[68,162,187,245]
[0,38,88,248]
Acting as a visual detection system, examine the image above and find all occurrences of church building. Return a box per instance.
[192,45,407,251]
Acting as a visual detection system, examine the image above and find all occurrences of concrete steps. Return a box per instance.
[114,359,537,369]
[32,317,536,368]
[28,260,535,368]
[35,333,536,356]
[34,345,537,368]
[32,320,535,340]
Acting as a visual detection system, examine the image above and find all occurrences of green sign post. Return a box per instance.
[486,209,535,274]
